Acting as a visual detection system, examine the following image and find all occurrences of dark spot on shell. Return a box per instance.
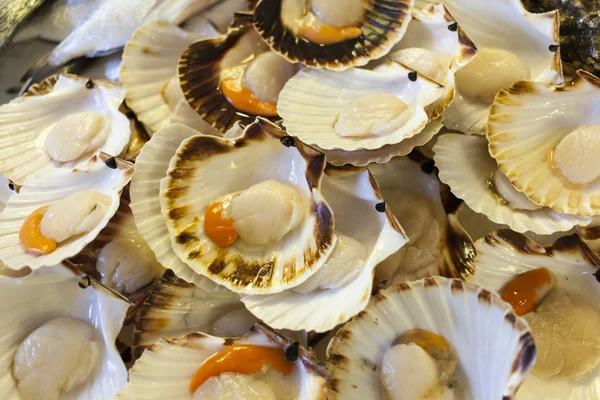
[505,313,517,326]
[423,277,437,287]
[336,329,352,342]
[175,232,198,245]
[280,136,295,147]
[375,202,386,213]
[120,347,132,364]
[512,333,536,374]
[549,44,559,52]
[420,160,435,174]
[104,157,117,169]
[223,338,235,346]
[450,279,464,292]
[594,269,600,283]
[408,71,418,81]
[477,290,492,304]
[85,79,94,89]
[78,275,91,289]
[503,397,510,400]
[448,22,458,31]
[397,282,411,291]
[328,353,347,366]
[8,182,14,191]
[305,153,326,190]
[165,186,189,200]
[168,206,188,221]
[352,384,358,389]
[125,109,136,119]
[208,258,227,275]
[285,342,300,361]
[188,250,201,260]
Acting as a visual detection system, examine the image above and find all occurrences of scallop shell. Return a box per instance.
[326,276,536,399]
[0,264,129,399]
[578,218,600,255]
[168,99,222,136]
[0,154,134,270]
[179,17,278,134]
[277,62,447,166]
[119,20,219,134]
[442,0,563,134]
[471,230,600,399]
[488,72,600,217]
[119,323,329,399]
[240,170,408,333]
[434,134,591,234]
[252,0,412,71]
[160,119,336,294]
[370,156,476,284]
[0,173,14,213]
[130,123,222,290]
[0,74,131,185]
[133,269,242,359]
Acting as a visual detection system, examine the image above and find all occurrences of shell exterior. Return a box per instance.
[326,276,536,400]
[0,173,14,213]
[471,230,600,399]
[179,17,276,134]
[0,74,130,185]
[119,323,329,399]
[488,72,600,217]
[252,0,413,71]
[434,134,591,234]
[0,155,134,270]
[277,62,446,166]
[133,269,242,359]
[119,20,219,134]
[160,119,336,294]
[370,156,476,283]
[130,123,221,290]
[0,264,129,399]
[241,170,408,333]
[168,99,222,136]
[442,0,563,134]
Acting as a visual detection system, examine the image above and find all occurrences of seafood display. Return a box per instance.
[0,0,598,399]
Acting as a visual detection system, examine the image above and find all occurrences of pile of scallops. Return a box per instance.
[0,0,599,399]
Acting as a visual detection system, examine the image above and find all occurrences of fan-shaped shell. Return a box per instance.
[0,155,134,270]
[471,230,600,399]
[370,156,476,284]
[442,0,562,134]
[119,323,329,399]
[168,99,222,136]
[241,170,408,332]
[0,74,130,185]
[488,72,600,217]
[252,0,412,71]
[130,123,221,290]
[160,119,336,294]
[277,62,447,166]
[326,276,536,399]
[0,264,129,399]
[434,134,591,234]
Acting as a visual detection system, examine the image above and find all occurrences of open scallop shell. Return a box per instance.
[0,155,134,270]
[160,119,336,294]
[240,170,408,333]
[326,276,536,399]
[442,0,562,134]
[130,123,222,290]
[0,74,131,185]
[488,72,600,216]
[388,3,477,114]
[119,20,219,134]
[132,269,242,359]
[119,323,329,399]
[252,0,412,71]
[471,230,600,399]
[0,264,129,399]
[434,134,591,234]
[277,62,447,166]
[370,155,476,285]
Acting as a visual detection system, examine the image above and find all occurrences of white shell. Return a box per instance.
[0,264,129,399]
[0,173,14,213]
[434,134,591,234]
[159,120,336,294]
[326,276,536,399]
[119,20,219,134]
[442,0,562,134]
[119,324,329,399]
[370,156,476,283]
[488,72,600,216]
[130,123,221,290]
[471,230,600,399]
[241,170,408,333]
[0,155,134,270]
[168,99,222,136]
[0,75,130,185]
[277,62,447,166]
